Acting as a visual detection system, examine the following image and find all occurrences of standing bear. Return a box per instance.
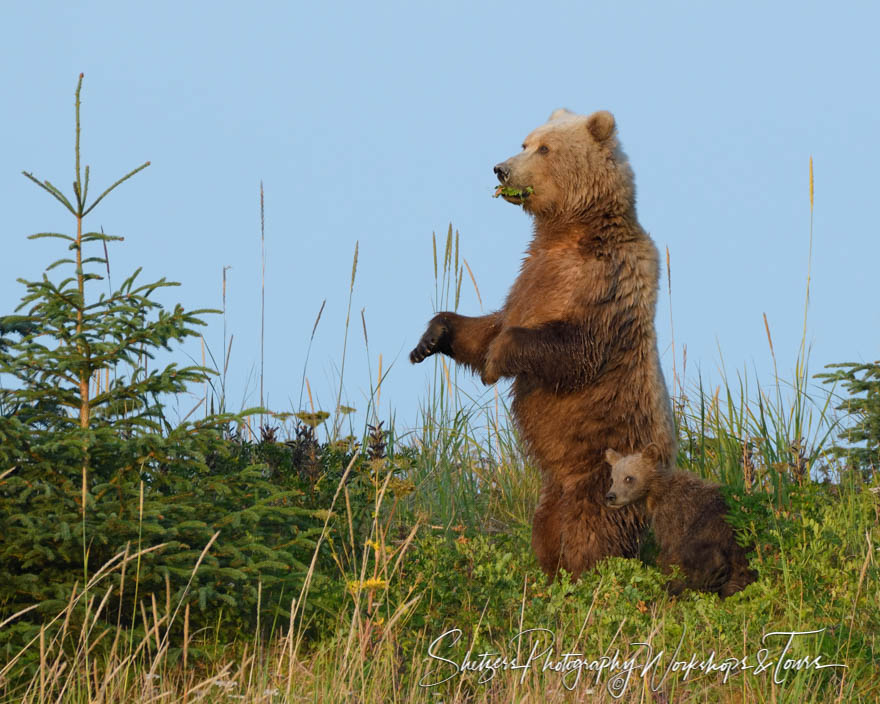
[410,108,676,578]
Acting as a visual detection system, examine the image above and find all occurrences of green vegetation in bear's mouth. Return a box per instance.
[493,185,534,199]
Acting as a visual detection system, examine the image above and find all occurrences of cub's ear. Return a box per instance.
[587,110,615,142]
[605,448,623,466]
[548,108,573,121]
[642,443,662,464]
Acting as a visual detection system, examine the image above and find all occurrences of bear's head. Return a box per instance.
[493,109,635,220]
[603,443,662,508]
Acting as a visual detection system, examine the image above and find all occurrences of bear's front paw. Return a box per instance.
[481,332,510,385]
[409,315,450,364]
[481,358,501,386]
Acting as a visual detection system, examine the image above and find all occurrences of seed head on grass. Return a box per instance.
[295,410,329,428]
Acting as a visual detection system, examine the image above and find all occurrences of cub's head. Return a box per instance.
[493,108,635,219]
[604,443,662,508]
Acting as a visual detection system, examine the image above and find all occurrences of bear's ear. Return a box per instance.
[587,110,616,142]
[642,443,661,465]
[548,108,573,122]
[605,448,623,466]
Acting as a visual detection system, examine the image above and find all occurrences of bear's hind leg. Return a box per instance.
[532,480,564,576]
[558,478,644,579]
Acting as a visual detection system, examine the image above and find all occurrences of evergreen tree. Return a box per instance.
[0,75,328,663]
[818,361,880,480]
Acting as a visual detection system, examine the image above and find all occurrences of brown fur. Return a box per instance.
[410,109,676,578]
[605,446,758,597]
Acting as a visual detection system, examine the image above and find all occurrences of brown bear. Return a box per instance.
[604,445,758,597]
[410,108,676,579]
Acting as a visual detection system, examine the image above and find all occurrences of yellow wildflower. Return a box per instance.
[363,577,388,590]
[347,577,389,595]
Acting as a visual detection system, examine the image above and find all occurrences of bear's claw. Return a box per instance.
[410,336,437,364]
[409,342,430,364]
[410,317,449,364]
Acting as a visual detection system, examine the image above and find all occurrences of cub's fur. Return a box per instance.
[605,445,757,597]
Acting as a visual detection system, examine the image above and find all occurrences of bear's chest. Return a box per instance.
[504,250,609,327]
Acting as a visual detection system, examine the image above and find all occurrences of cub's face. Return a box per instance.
[493,108,626,217]
[604,445,660,508]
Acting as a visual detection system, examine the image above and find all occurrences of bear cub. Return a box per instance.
[604,445,757,597]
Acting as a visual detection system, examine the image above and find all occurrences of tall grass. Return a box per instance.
[402,224,540,533]
[673,158,840,497]
[3,332,875,703]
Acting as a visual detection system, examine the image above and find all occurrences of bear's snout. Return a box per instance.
[494,162,511,183]
[605,492,617,505]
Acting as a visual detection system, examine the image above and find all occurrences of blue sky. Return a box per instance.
[2,2,878,435]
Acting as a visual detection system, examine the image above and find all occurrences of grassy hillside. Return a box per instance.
[1,78,878,704]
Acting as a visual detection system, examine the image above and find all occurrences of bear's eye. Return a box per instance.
[624,476,633,484]
[538,145,549,154]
